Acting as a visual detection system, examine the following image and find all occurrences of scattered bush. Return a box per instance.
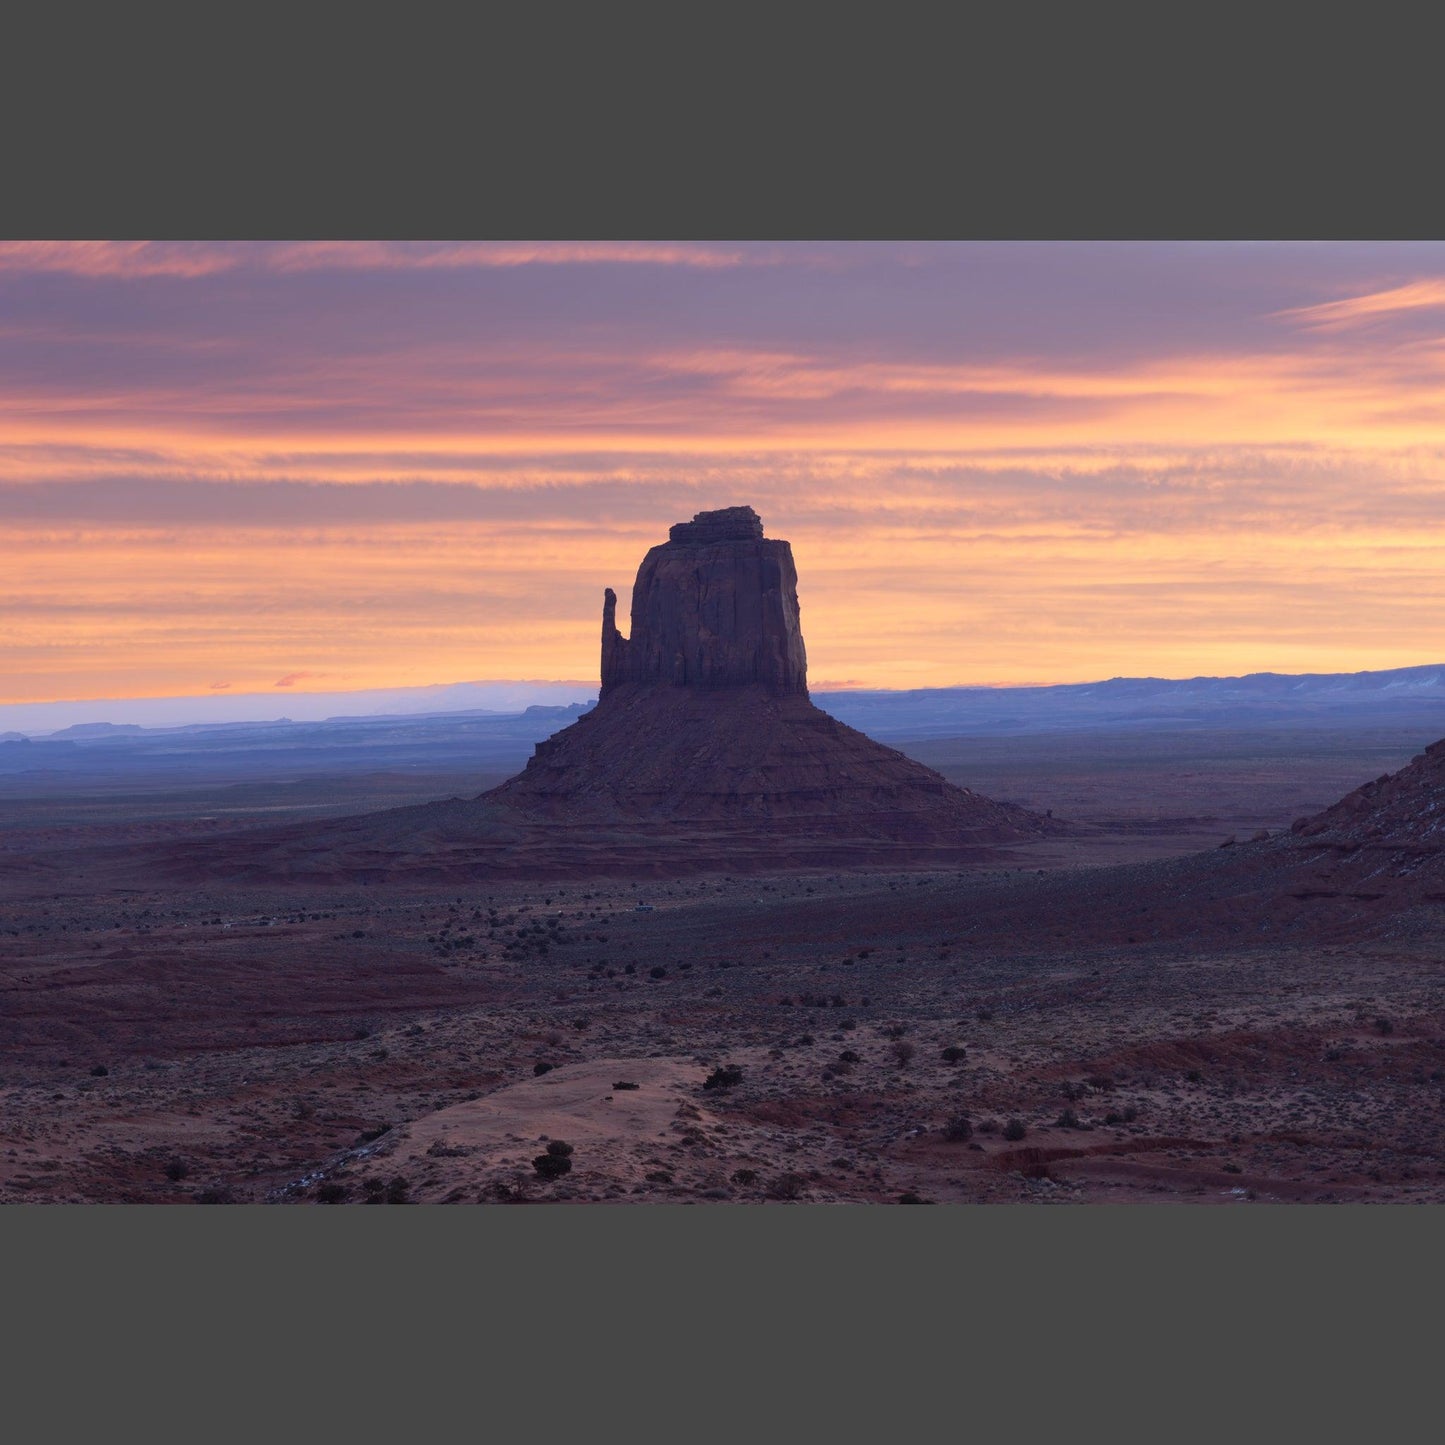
[730,1168,758,1186]
[976,1007,994,1022]
[897,1192,929,1204]
[89,1064,109,1077]
[163,1158,190,1182]
[1376,1016,1395,1036]
[942,1115,973,1143]
[1055,1107,1081,1129]
[533,1151,572,1180]
[384,1177,410,1204]
[612,1080,639,1091]
[940,1046,968,1064]
[193,1187,234,1205]
[644,1170,673,1185]
[703,1065,744,1091]
[533,1061,554,1076]
[1002,1118,1027,1141]
[649,965,667,979]
[766,1172,807,1201]
[315,1182,347,1204]
[891,1041,916,1067]
[838,1050,860,1064]
[545,1140,574,1157]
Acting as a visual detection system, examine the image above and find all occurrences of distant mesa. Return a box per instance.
[46,722,145,739]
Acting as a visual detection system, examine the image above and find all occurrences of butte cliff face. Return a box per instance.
[600,505,808,697]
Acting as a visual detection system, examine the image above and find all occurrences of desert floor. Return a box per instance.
[3,724,1443,1204]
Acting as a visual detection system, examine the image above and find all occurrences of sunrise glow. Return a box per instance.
[6,240,1445,706]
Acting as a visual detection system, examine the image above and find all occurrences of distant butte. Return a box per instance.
[124,506,1059,884]
[482,506,1054,855]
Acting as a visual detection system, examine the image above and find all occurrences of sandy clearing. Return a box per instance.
[378,1055,736,1200]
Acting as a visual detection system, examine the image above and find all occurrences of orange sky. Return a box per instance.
[4,240,1445,708]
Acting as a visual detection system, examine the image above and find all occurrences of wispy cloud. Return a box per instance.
[0,240,771,280]
[1275,278,1445,330]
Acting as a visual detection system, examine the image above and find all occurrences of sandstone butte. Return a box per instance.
[483,505,1054,848]
[118,505,1057,885]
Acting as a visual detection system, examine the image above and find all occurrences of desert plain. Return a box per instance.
[5,720,1443,1206]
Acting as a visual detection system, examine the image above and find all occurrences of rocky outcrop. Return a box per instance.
[600,505,808,697]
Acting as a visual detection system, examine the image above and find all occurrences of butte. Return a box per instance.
[118,506,1057,885]
[478,505,1054,871]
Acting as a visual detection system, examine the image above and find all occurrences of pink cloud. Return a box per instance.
[1274,278,1445,329]
[0,241,234,278]
[208,681,232,690]
[0,240,770,281]
[273,671,317,688]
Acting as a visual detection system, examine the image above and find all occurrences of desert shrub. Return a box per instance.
[545,1140,574,1157]
[1061,1080,1084,1100]
[649,965,667,979]
[897,1192,929,1204]
[533,1061,554,1076]
[766,1172,807,1201]
[356,1124,392,1143]
[882,1022,908,1040]
[164,1158,190,1182]
[891,1040,916,1067]
[1185,1069,1202,1083]
[193,1187,234,1205]
[943,1115,973,1143]
[730,1168,758,1186]
[89,1064,109,1077]
[1003,1118,1027,1141]
[838,1050,860,1064]
[1056,1107,1080,1129]
[940,1045,968,1064]
[533,1152,572,1180]
[976,1118,1000,1135]
[703,1065,744,1091]
[1376,1016,1395,1036]
[796,1033,815,1046]
[384,1176,410,1204]
[612,1080,640,1091]
[315,1182,347,1204]
[573,1016,590,1030]
[1085,1074,1115,1091]
[976,1007,994,1022]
